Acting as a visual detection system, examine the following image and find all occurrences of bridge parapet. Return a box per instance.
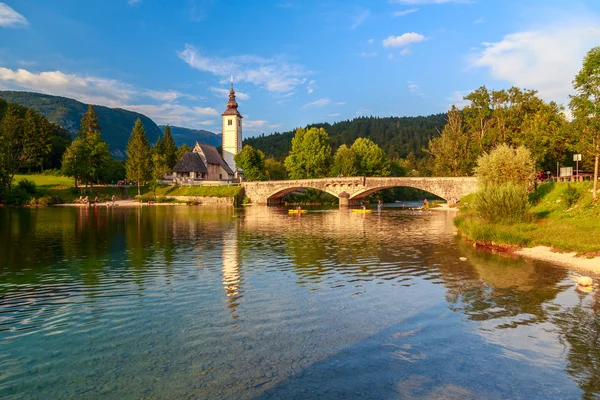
[242,176,478,206]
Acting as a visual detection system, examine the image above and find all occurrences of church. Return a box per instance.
[170,82,242,183]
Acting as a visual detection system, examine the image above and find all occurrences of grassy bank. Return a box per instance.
[5,174,242,205]
[455,181,600,255]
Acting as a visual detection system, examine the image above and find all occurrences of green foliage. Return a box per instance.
[78,104,101,138]
[162,125,178,169]
[264,158,287,180]
[234,145,266,180]
[284,188,338,205]
[473,183,531,223]
[428,105,473,176]
[475,144,535,188]
[61,131,110,189]
[175,143,192,162]
[284,127,332,179]
[244,114,446,163]
[125,118,152,195]
[332,144,358,176]
[155,185,242,198]
[16,179,37,195]
[569,46,600,202]
[150,152,170,195]
[562,184,581,208]
[0,91,162,158]
[350,137,390,176]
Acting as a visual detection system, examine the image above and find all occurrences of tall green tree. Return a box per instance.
[150,152,169,196]
[264,158,287,180]
[163,125,178,169]
[284,127,332,179]
[428,106,473,176]
[234,145,266,181]
[0,104,37,193]
[78,104,102,138]
[332,144,358,177]
[61,133,110,192]
[570,46,600,202]
[125,118,152,195]
[350,137,390,176]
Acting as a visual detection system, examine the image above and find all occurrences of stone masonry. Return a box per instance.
[242,176,479,206]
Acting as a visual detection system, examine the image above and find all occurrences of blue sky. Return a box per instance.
[1,0,600,136]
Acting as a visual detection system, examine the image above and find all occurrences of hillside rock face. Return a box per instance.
[0,91,162,158]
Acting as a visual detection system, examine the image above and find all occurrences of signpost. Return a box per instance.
[573,154,582,177]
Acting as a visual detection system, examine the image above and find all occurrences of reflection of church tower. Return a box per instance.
[222,77,243,173]
[222,226,241,320]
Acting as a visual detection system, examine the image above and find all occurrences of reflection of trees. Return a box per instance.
[553,291,600,399]
[439,239,568,328]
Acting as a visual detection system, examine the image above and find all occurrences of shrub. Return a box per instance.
[473,183,531,223]
[475,144,535,188]
[562,184,581,208]
[17,179,37,195]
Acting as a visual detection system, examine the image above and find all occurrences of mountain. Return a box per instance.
[243,114,447,160]
[0,91,162,158]
[158,125,221,148]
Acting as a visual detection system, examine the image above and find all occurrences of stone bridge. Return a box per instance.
[242,176,478,206]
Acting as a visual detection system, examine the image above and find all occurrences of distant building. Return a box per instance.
[169,80,242,183]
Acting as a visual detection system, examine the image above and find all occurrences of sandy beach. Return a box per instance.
[515,246,600,274]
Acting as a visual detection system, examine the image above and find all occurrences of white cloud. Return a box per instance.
[400,48,412,56]
[446,90,472,109]
[470,21,600,103]
[382,32,426,48]
[210,86,250,100]
[350,9,370,30]
[178,45,310,93]
[329,113,340,117]
[0,66,220,129]
[408,81,423,96]
[307,79,317,94]
[302,98,331,108]
[368,38,375,44]
[474,17,484,24]
[336,101,346,105]
[244,120,281,132]
[360,52,378,57]
[392,8,418,17]
[0,3,28,28]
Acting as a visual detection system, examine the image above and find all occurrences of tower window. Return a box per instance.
[239,120,241,127]
[228,119,232,126]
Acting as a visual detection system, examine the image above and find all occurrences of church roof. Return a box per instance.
[195,142,234,175]
[222,84,243,118]
[172,151,207,173]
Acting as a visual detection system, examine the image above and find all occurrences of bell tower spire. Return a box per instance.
[222,77,243,174]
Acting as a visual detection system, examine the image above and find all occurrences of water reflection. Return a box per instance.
[0,206,597,398]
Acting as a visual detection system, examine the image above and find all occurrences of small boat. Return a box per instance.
[288,209,307,214]
[352,209,372,213]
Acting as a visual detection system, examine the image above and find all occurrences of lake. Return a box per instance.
[0,205,598,399]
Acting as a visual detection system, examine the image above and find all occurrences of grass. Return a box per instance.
[455,181,600,255]
[7,174,242,205]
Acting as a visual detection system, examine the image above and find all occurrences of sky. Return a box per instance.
[1,0,600,137]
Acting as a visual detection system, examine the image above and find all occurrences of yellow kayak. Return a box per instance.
[352,209,372,213]
[288,209,307,214]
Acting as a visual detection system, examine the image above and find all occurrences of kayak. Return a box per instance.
[352,209,372,213]
[288,209,307,214]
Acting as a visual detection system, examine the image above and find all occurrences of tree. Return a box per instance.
[264,158,287,180]
[0,104,37,193]
[163,125,178,169]
[428,106,473,176]
[234,145,266,181]
[78,104,101,138]
[350,137,390,176]
[61,133,110,192]
[284,127,332,179]
[570,46,600,202]
[150,152,169,196]
[154,134,164,156]
[175,144,191,163]
[125,118,152,195]
[332,144,358,177]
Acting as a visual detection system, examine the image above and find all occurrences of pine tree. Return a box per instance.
[78,104,101,138]
[125,118,152,195]
[163,125,178,169]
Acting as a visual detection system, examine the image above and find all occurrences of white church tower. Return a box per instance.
[221,77,242,173]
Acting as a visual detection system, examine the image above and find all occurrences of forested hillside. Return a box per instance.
[0,91,162,158]
[243,114,447,160]
[158,125,220,147]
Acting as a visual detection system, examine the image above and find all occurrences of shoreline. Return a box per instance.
[54,199,188,207]
[514,246,600,275]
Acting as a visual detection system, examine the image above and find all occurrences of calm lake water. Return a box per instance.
[0,205,598,399]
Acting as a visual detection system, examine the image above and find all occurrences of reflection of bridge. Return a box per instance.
[242,176,478,206]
